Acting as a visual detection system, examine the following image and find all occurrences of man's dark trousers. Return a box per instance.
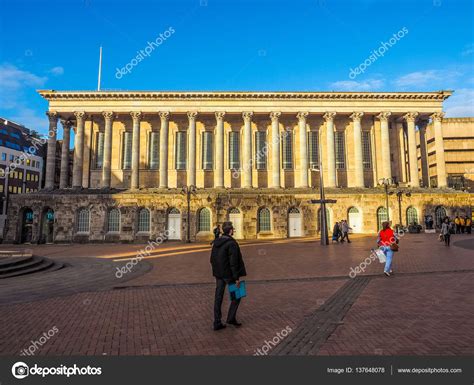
[214,278,240,327]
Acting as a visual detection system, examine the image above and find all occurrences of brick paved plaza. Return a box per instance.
[1,233,473,356]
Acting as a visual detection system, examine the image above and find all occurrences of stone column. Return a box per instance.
[404,112,420,187]
[130,111,142,189]
[215,112,225,188]
[242,112,253,188]
[59,119,71,189]
[72,111,85,188]
[187,111,197,186]
[376,112,392,180]
[159,111,170,188]
[270,112,281,188]
[350,112,364,188]
[44,111,58,190]
[101,111,114,188]
[323,112,337,188]
[431,112,447,188]
[297,112,309,188]
[418,119,430,187]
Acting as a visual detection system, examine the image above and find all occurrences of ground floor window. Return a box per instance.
[258,208,271,232]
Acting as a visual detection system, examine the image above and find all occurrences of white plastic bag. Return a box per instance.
[374,248,386,263]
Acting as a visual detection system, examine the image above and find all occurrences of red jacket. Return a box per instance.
[378,228,395,246]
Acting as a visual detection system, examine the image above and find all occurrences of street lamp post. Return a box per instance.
[378,177,396,222]
[396,189,411,228]
[181,185,196,243]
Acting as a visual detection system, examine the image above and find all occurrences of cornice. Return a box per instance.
[37,90,453,101]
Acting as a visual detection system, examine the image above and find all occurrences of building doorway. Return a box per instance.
[20,208,34,244]
[167,208,182,240]
[348,207,362,233]
[41,208,54,244]
[288,207,302,237]
[228,208,243,239]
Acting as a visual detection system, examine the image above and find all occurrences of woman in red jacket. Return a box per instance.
[377,221,398,277]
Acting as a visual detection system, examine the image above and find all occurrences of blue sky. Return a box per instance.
[0,0,473,137]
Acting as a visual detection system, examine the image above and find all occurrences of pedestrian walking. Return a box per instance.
[332,222,341,243]
[210,224,221,245]
[210,221,247,331]
[341,220,352,243]
[466,216,472,234]
[377,221,398,277]
[441,217,451,246]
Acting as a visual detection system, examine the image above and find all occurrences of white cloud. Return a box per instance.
[49,66,64,76]
[329,79,384,91]
[444,88,474,117]
[393,70,461,88]
[0,63,47,92]
[0,63,48,133]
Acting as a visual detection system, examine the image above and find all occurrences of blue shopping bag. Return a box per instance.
[228,281,247,300]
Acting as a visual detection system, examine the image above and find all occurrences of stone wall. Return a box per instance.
[3,188,473,244]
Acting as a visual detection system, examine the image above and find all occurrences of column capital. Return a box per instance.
[418,119,430,129]
[187,111,198,121]
[102,111,114,121]
[297,112,308,122]
[403,112,419,123]
[323,112,336,122]
[350,112,364,122]
[376,111,391,122]
[242,111,253,122]
[74,111,85,121]
[46,111,58,123]
[270,111,281,121]
[159,111,170,120]
[60,119,73,129]
[215,111,226,121]
[130,111,142,121]
[430,112,445,122]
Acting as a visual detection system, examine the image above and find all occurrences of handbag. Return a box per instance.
[390,242,399,252]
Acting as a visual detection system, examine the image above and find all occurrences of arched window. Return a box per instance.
[435,206,447,228]
[107,208,120,232]
[258,208,271,232]
[198,208,211,232]
[348,207,359,215]
[406,207,418,225]
[229,207,240,215]
[289,207,300,214]
[138,208,150,233]
[169,207,180,215]
[77,208,90,233]
[376,207,388,231]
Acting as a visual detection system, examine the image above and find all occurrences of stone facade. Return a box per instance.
[4,188,473,243]
[4,90,474,243]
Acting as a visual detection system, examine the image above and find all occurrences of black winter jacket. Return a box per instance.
[210,235,247,281]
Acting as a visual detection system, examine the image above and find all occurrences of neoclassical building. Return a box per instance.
[4,90,473,243]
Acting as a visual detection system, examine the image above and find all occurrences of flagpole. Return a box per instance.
[97,46,102,91]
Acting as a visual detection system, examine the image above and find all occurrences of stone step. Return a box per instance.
[0,255,66,279]
[0,256,45,275]
[0,255,35,269]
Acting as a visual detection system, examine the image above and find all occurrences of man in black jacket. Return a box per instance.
[210,221,247,331]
